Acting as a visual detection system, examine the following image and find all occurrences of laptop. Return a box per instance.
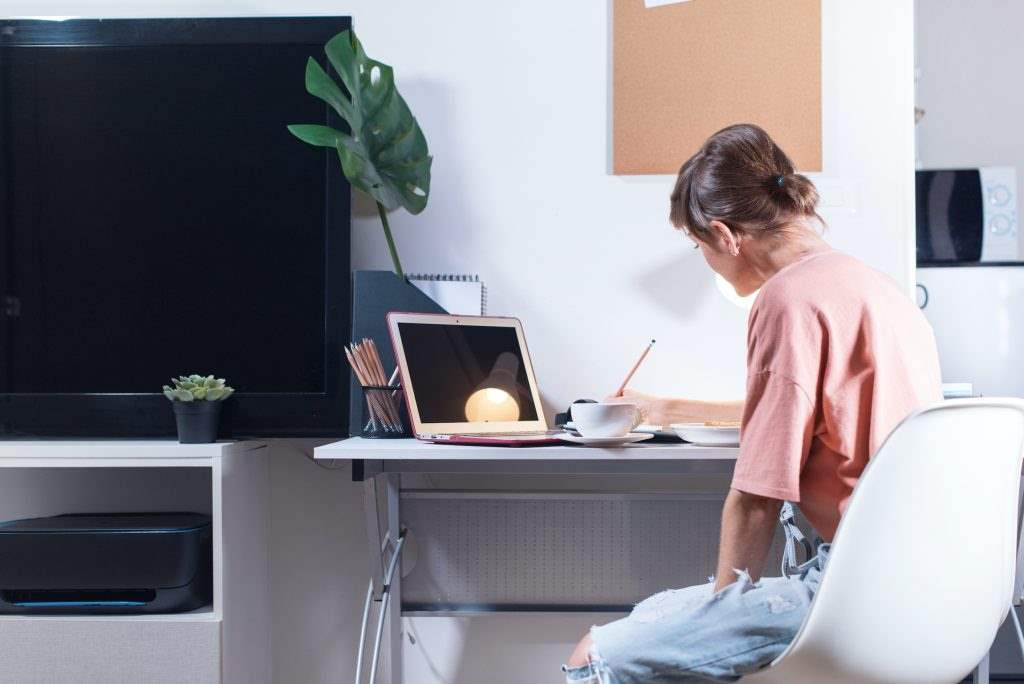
[386,312,562,445]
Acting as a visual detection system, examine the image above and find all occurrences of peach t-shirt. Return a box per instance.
[732,250,942,540]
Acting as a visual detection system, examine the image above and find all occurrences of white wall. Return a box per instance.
[2,2,917,682]
[915,0,1024,217]
[338,0,917,411]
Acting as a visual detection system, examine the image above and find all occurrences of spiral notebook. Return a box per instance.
[407,274,486,315]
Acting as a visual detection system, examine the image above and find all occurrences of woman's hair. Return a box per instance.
[669,123,823,240]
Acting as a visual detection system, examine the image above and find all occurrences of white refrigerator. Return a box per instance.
[916,265,1024,397]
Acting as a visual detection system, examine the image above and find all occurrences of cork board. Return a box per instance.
[613,0,822,175]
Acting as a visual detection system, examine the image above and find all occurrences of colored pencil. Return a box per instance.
[344,340,403,432]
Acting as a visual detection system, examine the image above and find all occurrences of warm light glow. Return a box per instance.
[464,387,520,422]
[715,273,758,310]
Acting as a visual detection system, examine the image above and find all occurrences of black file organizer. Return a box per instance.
[348,271,447,436]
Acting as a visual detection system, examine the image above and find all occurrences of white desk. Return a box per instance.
[318,436,738,476]
[314,437,740,684]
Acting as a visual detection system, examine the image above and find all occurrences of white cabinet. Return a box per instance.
[917,266,1024,397]
[0,441,270,684]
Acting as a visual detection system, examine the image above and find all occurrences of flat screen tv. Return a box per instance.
[0,17,352,437]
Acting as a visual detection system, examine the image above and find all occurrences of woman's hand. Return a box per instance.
[604,388,664,425]
[604,389,745,427]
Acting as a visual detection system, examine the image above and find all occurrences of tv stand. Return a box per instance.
[0,440,269,684]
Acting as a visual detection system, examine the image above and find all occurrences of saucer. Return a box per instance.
[669,423,740,447]
[557,432,654,447]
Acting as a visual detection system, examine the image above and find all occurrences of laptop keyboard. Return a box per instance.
[457,429,562,437]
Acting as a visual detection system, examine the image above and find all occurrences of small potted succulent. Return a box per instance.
[163,375,235,444]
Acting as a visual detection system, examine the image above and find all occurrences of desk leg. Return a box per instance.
[359,472,402,684]
[385,473,402,684]
[363,475,387,600]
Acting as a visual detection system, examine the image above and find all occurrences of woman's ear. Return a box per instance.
[708,220,741,256]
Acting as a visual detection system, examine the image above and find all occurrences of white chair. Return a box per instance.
[741,398,1024,684]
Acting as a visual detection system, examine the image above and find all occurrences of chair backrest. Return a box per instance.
[747,398,1024,684]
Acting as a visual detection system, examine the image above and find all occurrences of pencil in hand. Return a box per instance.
[614,339,656,397]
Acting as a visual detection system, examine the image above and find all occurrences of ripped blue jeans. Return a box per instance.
[563,544,829,683]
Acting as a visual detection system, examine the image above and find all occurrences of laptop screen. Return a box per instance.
[397,322,540,424]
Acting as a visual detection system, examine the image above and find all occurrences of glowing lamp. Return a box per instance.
[464,387,520,422]
[464,351,523,422]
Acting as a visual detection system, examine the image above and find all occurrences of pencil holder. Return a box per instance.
[360,385,411,439]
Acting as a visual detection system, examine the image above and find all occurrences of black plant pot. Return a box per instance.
[172,401,223,444]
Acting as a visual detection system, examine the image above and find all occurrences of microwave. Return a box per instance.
[916,166,1019,264]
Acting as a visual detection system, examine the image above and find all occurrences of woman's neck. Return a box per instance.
[744,224,831,287]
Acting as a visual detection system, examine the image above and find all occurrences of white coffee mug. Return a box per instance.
[570,402,643,439]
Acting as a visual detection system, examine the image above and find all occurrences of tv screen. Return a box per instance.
[0,18,352,436]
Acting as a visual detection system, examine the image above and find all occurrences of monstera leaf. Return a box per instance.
[288,29,432,278]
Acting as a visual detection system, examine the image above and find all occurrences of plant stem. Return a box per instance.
[376,202,405,279]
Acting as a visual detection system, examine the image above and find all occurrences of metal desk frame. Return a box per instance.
[315,438,739,684]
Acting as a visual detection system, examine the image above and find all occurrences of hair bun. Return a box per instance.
[773,172,819,216]
[669,123,824,238]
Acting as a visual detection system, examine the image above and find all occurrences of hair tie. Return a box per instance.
[776,175,786,187]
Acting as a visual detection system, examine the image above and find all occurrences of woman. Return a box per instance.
[563,124,942,683]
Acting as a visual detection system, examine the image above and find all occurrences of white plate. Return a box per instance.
[670,423,740,446]
[564,422,680,439]
[557,432,654,447]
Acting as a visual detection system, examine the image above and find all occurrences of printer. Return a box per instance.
[0,512,212,614]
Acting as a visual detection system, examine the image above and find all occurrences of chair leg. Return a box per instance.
[1011,604,1024,662]
[974,650,990,684]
